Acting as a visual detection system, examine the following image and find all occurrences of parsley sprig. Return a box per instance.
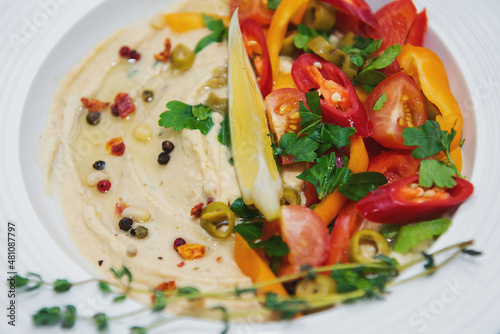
[195,14,228,53]
[158,101,214,135]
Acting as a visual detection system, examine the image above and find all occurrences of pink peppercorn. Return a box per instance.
[173,238,186,252]
[97,180,111,193]
[119,46,131,57]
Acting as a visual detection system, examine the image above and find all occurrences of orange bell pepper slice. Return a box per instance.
[234,233,288,296]
[313,135,369,225]
[397,44,463,150]
[267,0,310,81]
[164,13,229,33]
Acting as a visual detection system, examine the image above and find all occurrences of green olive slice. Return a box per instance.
[280,187,301,206]
[303,0,336,32]
[200,202,235,239]
[295,275,337,298]
[349,229,390,264]
[170,44,196,71]
[307,36,346,67]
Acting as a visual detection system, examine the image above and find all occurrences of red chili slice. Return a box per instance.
[357,174,474,224]
[291,53,374,137]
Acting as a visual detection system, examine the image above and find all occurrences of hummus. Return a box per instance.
[39,0,265,316]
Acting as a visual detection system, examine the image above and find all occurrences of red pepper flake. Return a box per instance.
[155,281,176,292]
[177,261,185,268]
[115,198,129,215]
[154,38,172,62]
[80,97,110,112]
[190,202,204,218]
[106,137,126,156]
[110,92,135,119]
[216,256,222,263]
[158,257,163,260]
[97,180,111,193]
[207,198,214,205]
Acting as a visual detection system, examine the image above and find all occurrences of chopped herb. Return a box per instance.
[393,218,452,254]
[234,223,264,243]
[372,93,387,111]
[110,265,133,283]
[152,291,167,312]
[250,235,290,257]
[419,159,457,188]
[342,36,381,66]
[297,153,351,199]
[422,252,435,270]
[218,113,231,149]
[338,171,388,201]
[274,132,319,162]
[113,294,127,303]
[195,14,228,53]
[264,293,308,319]
[293,25,327,52]
[130,327,148,334]
[159,101,214,135]
[98,281,112,293]
[177,287,201,296]
[355,44,401,86]
[53,279,72,293]
[230,198,263,222]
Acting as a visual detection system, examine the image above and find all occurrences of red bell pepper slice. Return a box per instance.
[357,174,474,224]
[321,0,379,35]
[240,18,273,97]
[291,53,374,137]
[406,9,428,47]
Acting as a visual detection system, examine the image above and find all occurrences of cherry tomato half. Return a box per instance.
[366,72,427,150]
[279,205,330,276]
[292,53,374,137]
[357,174,474,224]
[265,88,306,140]
[368,150,420,184]
[240,19,273,97]
[230,0,274,26]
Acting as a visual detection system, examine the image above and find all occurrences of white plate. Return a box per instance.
[1,0,499,333]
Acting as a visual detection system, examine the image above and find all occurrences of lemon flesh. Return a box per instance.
[228,10,282,221]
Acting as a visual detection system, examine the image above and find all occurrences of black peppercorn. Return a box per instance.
[93,160,106,170]
[158,152,170,165]
[119,217,133,231]
[142,90,154,102]
[86,111,101,125]
[162,140,175,153]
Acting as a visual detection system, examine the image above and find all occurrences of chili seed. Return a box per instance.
[86,111,101,125]
[158,152,170,165]
[119,217,133,231]
[142,90,154,102]
[119,46,131,57]
[134,226,148,239]
[97,180,111,193]
[162,140,175,153]
[93,160,106,170]
[173,238,186,252]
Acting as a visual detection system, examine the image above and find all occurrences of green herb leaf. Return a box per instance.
[300,264,317,280]
[355,70,387,86]
[298,92,322,135]
[130,326,148,334]
[422,252,435,270]
[419,159,457,188]
[14,275,29,288]
[339,171,388,201]
[362,44,401,72]
[402,120,455,159]
[372,93,387,111]
[177,287,201,296]
[93,313,108,331]
[310,124,356,152]
[235,286,258,296]
[53,279,72,293]
[297,153,351,199]
[462,249,482,256]
[212,306,230,334]
[342,36,381,59]
[274,132,319,162]
[98,281,112,293]
[152,291,167,312]
[379,224,400,242]
[251,235,290,257]
[113,294,127,303]
[218,113,231,149]
[293,25,327,52]
[393,218,452,254]
[159,101,214,135]
[33,306,61,326]
[26,272,43,291]
[268,0,282,10]
[123,266,133,283]
[60,305,77,329]
[234,223,264,242]
[195,14,228,53]
[264,293,308,319]
[230,198,263,222]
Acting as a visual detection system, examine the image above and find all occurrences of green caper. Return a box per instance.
[295,275,337,298]
[205,92,228,113]
[200,202,235,239]
[280,187,301,206]
[349,229,390,264]
[170,44,196,71]
[338,31,356,49]
[205,66,228,88]
[280,31,299,56]
[142,90,154,102]
[303,0,336,32]
[342,56,359,81]
[307,36,346,67]
[86,111,101,125]
[132,226,149,239]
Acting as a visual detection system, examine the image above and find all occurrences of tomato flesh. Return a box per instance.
[357,175,474,224]
[230,0,274,26]
[366,72,427,150]
[265,88,306,140]
[368,150,420,184]
[278,205,330,275]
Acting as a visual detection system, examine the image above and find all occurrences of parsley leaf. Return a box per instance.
[267,0,282,10]
[234,223,263,242]
[419,159,457,188]
[218,113,231,149]
[297,153,351,199]
[274,132,319,162]
[310,123,356,155]
[355,44,401,86]
[372,93,387,111]
[195,14,228,53]
[298,92,322,135]
[230,198,263,222]
[293,25,327,52]
[250,235,290,257]
[402,120,455,159]
[342,36,382,62]
[159,101,214,135]
[393,218,452,254]
[339,171,388,201]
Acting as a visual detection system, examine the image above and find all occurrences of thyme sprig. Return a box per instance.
[16,241,479,333]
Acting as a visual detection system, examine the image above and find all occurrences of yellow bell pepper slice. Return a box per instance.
[313,135,369,225]
[164,13,229,33]
[397,45,463,150]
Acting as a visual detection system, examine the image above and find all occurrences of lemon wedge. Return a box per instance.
[228,10,282,221]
